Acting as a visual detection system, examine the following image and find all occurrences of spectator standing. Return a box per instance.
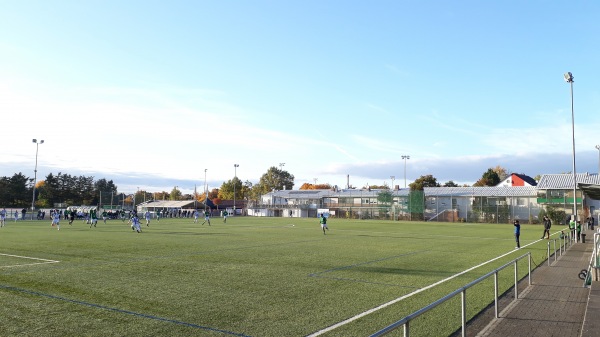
[514,219,521,249]
[541,216,551,239]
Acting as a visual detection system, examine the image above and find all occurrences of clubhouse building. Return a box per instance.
[249,173,600,224]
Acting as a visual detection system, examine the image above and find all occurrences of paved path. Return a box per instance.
[476,232,595,337]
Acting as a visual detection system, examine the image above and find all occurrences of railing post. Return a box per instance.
[404,321,409,337]
[514,259,518,300]
[528,253,531,285]
[547,242,551,266]
[494,271,499,318]
[461,290,466,337]
[553,239,557,262]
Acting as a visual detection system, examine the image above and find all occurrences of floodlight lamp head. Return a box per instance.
[40,140,44,144]
[564,72,574,83]
[596,145,600,150]
[32,139,36,143]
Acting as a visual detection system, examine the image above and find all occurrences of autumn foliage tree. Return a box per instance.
[299,183,332,190]
[473,168,501,187]
[409,175,440,191]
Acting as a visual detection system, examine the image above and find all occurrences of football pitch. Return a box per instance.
[0,216,557,337]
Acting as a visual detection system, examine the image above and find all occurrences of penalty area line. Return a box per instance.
[0,253,60,263]
[307,242,537,336]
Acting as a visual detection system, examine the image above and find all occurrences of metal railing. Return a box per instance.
[370,253,532,337]
[589,232,600,284]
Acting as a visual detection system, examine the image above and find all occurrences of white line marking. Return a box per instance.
[308,240,541,336]
[0,253,60,268]
[0,261,60,268]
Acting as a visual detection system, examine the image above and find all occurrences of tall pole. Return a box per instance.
[31,139,44,220]
[565,72,577,240]
[204,169,207,210]
[390,176,395,190]
[595,145,600,175]
[278,163,285,190]
[402,155,410,188]
[234,164,239,214]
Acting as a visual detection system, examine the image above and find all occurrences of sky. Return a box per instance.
[1,1,600,194]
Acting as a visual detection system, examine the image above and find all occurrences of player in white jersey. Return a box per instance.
[144,211,151,227]
[0,208,6,227]
[14,210,19,222]
[51,211,60,230]
[130,215,142,233]
[193,210,199,223]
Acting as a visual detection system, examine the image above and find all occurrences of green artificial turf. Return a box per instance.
[0,217,562,337]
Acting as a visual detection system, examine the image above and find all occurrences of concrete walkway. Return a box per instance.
[476,232,595,337]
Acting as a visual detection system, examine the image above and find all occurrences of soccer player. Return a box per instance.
[51,211,61,231]
[319,213,329,234]
[69,209,75,225]
[201,209,211,226]
[0,208,6,227]
[156,209,161,222]
[144,210,151,227]
[102,210,108,224]
[130,215,142,233]
[193,210,199,223]
[14,210,19,222]
[90,209,98,228]
[222,210,228,223]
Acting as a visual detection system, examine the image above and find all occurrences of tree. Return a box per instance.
[170,187,182,200]
[546,205,566,227]
[213,197,222,210]
[11,172,32,207]
[208,188,219,199]
[492,165,510,181]
[409,175,440,191]
[252,166,295,198]
[0,173,31,207]
[218,177,243,200]
[243,180,255,201]
[76,175,96,205]
[473,168,500,187]
[366,184,388,190]
[443,180,459,187]
[377,189,393,219]
[299,183,332,190]
[134,190,148,206]
[95,178,118,206]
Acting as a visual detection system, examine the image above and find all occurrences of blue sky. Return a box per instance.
[1,1,600,194]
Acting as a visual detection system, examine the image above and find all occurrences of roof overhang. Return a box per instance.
[578,183,600,200]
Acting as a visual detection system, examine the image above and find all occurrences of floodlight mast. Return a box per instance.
[564,72,577,240]
[595,145,600,175]
[31,139,44,220]
[401,155,410,188]
[234,164,239,214]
